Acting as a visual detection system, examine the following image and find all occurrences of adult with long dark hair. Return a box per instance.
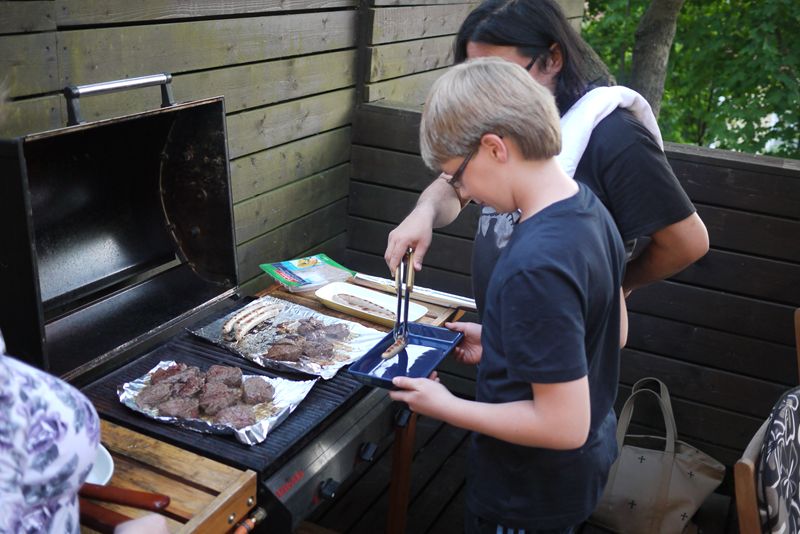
[385,0,708,321]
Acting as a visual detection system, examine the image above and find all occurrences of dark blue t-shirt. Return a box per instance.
[465,184,626,529]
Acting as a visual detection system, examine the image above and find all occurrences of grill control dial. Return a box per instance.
[319,478,340,500]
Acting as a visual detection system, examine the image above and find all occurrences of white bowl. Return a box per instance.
[86,444,114,485]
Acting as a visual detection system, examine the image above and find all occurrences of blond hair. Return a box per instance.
[420,57,561,171]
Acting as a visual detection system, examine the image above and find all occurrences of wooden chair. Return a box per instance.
[734,308,800,533]
[734,419,769,534]
[795,308,800,384]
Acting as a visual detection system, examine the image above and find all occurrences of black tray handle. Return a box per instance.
[63,73,175,126]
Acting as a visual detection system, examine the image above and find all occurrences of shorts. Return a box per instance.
[464,507,575,534]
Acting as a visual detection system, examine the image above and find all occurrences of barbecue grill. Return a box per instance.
[0,75,398,532]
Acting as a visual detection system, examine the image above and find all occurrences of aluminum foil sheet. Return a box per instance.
[118,360,317,445]
[191,295,385,379]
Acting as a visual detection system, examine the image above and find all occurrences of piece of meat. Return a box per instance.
[381,337,408,359]
[173,373,205,397]
[206,365,242,387]
[302,339,333,361]
[201,380,232,397]
[158,397,200,418]
[151,363,188,385]
[296,317,325,335]
[214,404,256,430]
[158,366,202,385]
[242,377,274,405]
[199,386,242,416]
[136,382,174,408]
[266,343,303,362]
[321,323,349,341]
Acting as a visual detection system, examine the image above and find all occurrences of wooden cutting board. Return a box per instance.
[81,420,257,533]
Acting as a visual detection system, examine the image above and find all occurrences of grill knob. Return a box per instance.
[358,442,378,462]
[319,478,340,501]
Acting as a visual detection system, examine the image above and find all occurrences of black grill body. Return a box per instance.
[0,96,391,533]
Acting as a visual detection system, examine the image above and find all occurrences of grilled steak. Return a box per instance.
[214,404,256,429]
[199,386,242,415]
[242,377,274,405]
[151,362,188,384]
[136,382,173,408]
[173,373,205,397]
[302,339,333,360]
[158,397,200,418]
[322,323,349,341]
[296,317,324,335]
[267,342,304,362]
[159,366,202,385]
[206,365,242,387]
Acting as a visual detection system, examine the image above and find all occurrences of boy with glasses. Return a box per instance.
[389,57,625,533]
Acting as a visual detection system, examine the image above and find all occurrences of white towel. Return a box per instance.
[556,86,663,178]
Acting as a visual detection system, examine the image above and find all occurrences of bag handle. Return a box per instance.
[616,388,677,453]
[607,387,678,533]
[630,377,677,433]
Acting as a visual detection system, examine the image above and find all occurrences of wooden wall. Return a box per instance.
[346,103,800,493]
[357,0,584,107]
[0,0,359,295]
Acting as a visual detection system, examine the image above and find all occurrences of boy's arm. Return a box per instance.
[390,375,591,450]
[385,176,465,274]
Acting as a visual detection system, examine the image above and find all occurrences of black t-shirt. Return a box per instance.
[471,108,696,316]
[466,184,625,529]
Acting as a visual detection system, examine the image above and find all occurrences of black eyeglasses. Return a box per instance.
[523,55,538,71]
[443,147,476,189]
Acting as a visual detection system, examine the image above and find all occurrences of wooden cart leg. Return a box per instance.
[386,409,417,534]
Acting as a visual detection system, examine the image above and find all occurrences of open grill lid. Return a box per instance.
[0,76,238,382]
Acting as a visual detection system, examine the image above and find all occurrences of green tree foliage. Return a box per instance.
[583,0,799,158]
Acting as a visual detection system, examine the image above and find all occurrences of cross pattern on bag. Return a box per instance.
[627,500,637,510]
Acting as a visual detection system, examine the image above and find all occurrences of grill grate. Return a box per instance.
[82,317,367,479]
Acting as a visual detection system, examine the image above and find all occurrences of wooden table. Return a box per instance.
[81,420,257,533]
[265,284,464,534]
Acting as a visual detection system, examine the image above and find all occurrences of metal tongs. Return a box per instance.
[382,248,415,359]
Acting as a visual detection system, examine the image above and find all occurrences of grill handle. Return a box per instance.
[64,73,175,126]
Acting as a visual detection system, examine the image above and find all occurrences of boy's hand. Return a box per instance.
[445,321,482,365]
[389,376,453,419]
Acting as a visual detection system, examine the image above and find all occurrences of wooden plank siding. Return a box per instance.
[359,0,584,106]
[0,2,359,292]
[0,2,55,35]
[344,102,800,495]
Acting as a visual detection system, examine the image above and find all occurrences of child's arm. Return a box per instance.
[389,375,591,450]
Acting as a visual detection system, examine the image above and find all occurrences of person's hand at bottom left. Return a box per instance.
[389,376,454,419]
[114,514,170,534]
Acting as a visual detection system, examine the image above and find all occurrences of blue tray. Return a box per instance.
[348,323,463,389]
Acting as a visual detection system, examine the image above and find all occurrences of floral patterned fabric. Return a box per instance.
[758,386,800,534]
[0,333,100,534]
